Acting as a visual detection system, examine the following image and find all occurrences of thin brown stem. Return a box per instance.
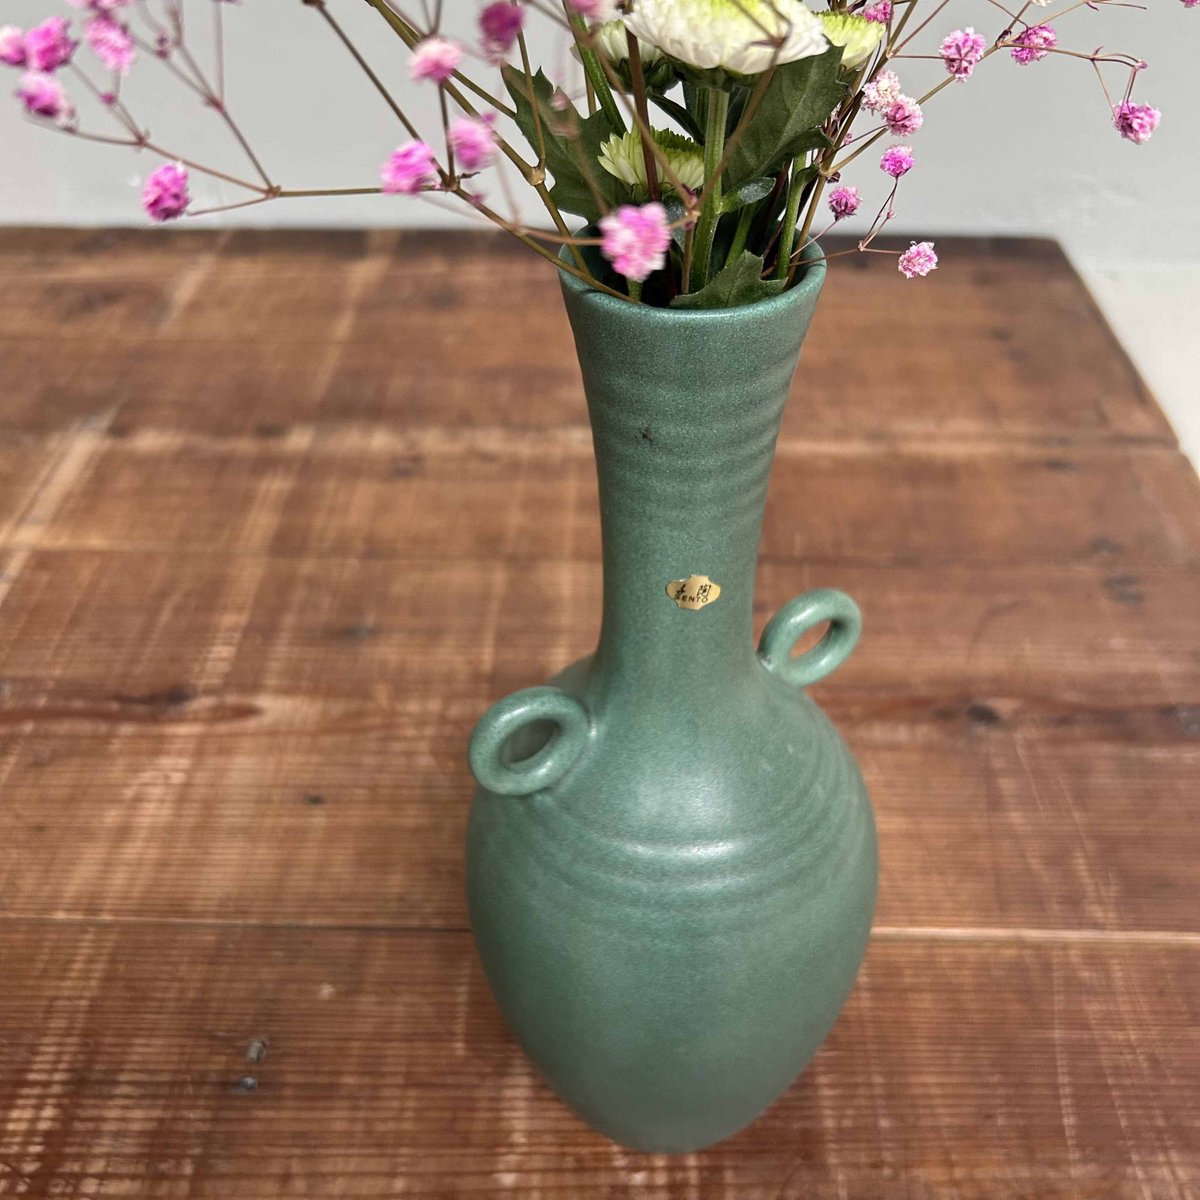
[66,62,139,138]
[468,195,632,301]
[894,0,951,53]
[625,30,659,202]
[172,36,272,188]
[188,194,272,218]
[214,0,226,103]
[50,123,267,192]
[277,187,385,198]
[439,86,455,177]
[517,32,548,167]
[357,0,516,116]
[313,1,423,141]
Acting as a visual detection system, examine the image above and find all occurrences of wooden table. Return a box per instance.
[0,229,1197,1198]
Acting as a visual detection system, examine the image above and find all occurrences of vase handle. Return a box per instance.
[468,686,592,797]
[758,589,862,688]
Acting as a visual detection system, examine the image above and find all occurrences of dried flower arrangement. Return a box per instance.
[3,0,1184,307]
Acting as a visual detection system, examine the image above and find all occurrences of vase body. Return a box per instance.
[466,247,877,1154]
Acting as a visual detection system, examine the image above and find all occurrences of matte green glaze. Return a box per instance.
[466,244,878,1154]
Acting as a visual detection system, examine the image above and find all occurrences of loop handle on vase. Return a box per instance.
[758,589,862,688]
[468,686,592,796]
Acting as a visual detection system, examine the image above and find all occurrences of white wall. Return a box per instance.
[1,0,1197,271]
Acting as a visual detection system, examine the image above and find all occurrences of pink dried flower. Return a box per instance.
[24,16,76,73]
[409,36,463,83]
[141,162,189,222]
[863,1,892,22]
[16,70,73,123]
[68,0,132,10]
[1010,25,1056,66]
[862,69,902,115]
[1113,101,1161,145]
[939,27,986,81]
[381,141,439,194]
[448,114,496,172]
[898,241,938,279]
[568,0,620,16]
[0,26,27,67]
[883,95,923,137]
[828,186,861,219]
[1182,0,1198,7]
[480,2,524,61]
[599,202,671,283]
[85,16,135,74]
[880,144,915,178]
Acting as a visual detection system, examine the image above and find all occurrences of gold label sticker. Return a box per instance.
[668,574,722,611]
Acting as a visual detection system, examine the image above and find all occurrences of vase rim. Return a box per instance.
[558,238,827,326]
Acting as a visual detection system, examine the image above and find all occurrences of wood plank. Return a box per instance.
[0,230,396,349]
[0,443,65,547]
[0,232,1196,1196]
[0,337,337,440]
[0,226,393,273]
[0,233,1172,446]
[12,436,1200,567]
[0,923,1195,1199]
[1,553,1196,714]
[0,550,1195,930]
[0,727,1195,935]
[341,236,1174,446]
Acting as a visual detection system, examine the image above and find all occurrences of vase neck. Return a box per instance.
[587,374,791,697]
[560,266,826,704]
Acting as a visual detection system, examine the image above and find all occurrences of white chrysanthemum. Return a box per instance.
[625,0,828,76]
[819,12,884,70]
[591,19,664,66]
[599,128,705,194]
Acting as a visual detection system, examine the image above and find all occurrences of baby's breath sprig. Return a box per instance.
[2,0,1182,306]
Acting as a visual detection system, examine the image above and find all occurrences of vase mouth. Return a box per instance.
[558,238,827,326]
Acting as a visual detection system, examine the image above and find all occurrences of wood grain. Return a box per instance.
[1,553,1195,711]
[0,726,1196,936]
[0,924,1195,1199]
[0,230,1196,1196]
[2,434,1195,568]
[0,232,1173,446]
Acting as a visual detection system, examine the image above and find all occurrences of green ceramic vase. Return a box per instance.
[466,245,878,1154]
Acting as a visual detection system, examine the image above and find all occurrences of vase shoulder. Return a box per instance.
[467,656,877,1153]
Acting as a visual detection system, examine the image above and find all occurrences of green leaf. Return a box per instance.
[502,66,623,222]
[670,252,786,310]
[649,94,704,142]
[721,176,775,213]
[726,47,848,186]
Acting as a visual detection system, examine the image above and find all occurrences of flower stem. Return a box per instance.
[517,32,548,167]
[469,195,632,302]
[726,200,755,266]
[691,87,729,290]
[681,224,695,293]
[315,0,423,142]
[341,0,567,247]
[774,163,810,281]
[276,187,384,198]
[562,4,625,132]
[357,0,515,117]
[625,31,659,202]
[171,35,272,189]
